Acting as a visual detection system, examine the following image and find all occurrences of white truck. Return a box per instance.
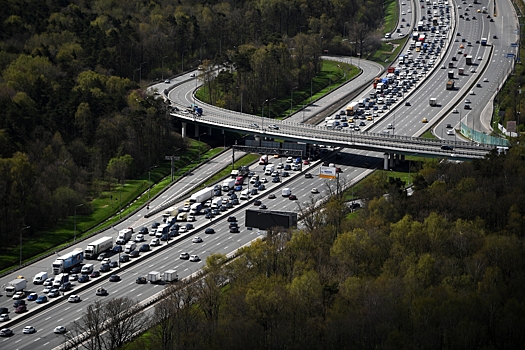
[5,279,27,297]
[84,236,113,259]
[189,203,203,215]
[211,198,223,209]
[259,154,269,165]
[52,248,84,274]
[163,270,178,283]
[116,228,133,245]
[189,187,215,204]
[53,273,69,288]
[33,272,48,284]
[221,179,235,191]
[282,188,291,197]
[429,98,437,106]
[147,271,161,284]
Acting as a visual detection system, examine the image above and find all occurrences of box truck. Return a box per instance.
[163,270,178,283]
[85,236,113,259]
[189,203,203,215]
[5,279,27,297]
[53,273,69,287]
[221,179,235,191]
[52,248,84,274]
[116,228,133,245]
[147,271,161,284]
[211,198,223,209]
[189,187,214,204]
[259,155,269,165]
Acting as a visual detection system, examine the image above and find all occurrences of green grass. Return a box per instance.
[0,142,223,273]
[421,130,437,139]
[383,0,400,35]
[368,38,407,65]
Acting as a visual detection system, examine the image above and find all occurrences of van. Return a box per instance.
[240,189,250,200]
[33,272,48,284]
[211,198,222,209]
[281,188,291,197]
[81,264,94,274]
[176,212,188,222]
[124,243,137,254]
[291,163,301,171]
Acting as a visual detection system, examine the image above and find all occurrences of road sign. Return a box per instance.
[319,166,337,179]
[164,156,180,161]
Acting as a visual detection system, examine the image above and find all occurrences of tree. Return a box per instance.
[106,154,133,186]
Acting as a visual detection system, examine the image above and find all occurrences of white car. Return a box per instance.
[43,278,54,286]
[134,234,145,242]
[452,108,459,113]
[447,130,454,135]
[150,238,160,246]
[23,326,36,334]
[0,314,9,322]
[470,90,475,95]
[102,258,112,265]
[68,295,81,303]
[179,226,187,233]
[187,215,196,222]
[286,156,293,163]
[54,326,67,334]
[189,255,200,262]
[192,236,203,243]
[180,252,190,259]
[12,291,25,300]
[311,188,319,194]
[43,286,52,294]
[483,77,489,82]
[260,177,268,183]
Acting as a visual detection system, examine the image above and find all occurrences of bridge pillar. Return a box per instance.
[208,126,212,135]
[383,153,389,170]
[400,154,405,161]
[389,154,395,168]
[181,122,187,138]
[194,124,200,137]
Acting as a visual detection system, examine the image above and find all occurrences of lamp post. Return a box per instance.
[161,56,168,81]
[20,226,30,267]
[74,204,83,242]
[198,132,207,162]
[182,49,188,73]
[262,99,269,128]
[139,61,147,84]
[289,86,298,117]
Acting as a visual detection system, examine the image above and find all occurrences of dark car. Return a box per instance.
[0,328,14,337]
[139,227,149,235]
[282,171,289,177]
[227,216,237,222]
[109,261,119,268]
[35,295,48,304]
[129,250,140,258]
[260,204,267,210]
[231,198,240,205]
[254,199,262,206]
[289,195,297,200]
[272,177,280,183]
[405,101,411,106]
[258,184,266,191]
[70,266,81,274]
[205,228,215,234]
[13,300,26,308]
[15,305,27,313]
[305,173,313,179]
[99,264,111,273]
[160,233,169,241]
[136,276,147,284]
[268,194,276,199]
[205,212,215,219]
[90,271,101,278]
[59,282,72,291]
[96,287,108,296]
[109,275,121,282]
[151,222,160,228]
[0,308,7,315]
[112,245,123,253]
[119,254,130,263]
[441,145,454,151]
[78,274,90,283]
[139,244,150,252]
[185,223,194,230]
[250,188,258,195]
[229,222,238,229]
[230,227,240,233]
[213,189,221,197]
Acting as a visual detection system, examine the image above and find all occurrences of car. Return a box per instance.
[134,234,145,242]
[15,305,27,313]
[109,275,121,282]
[119,254,130,263]
[452,108,459,113]
[136,276,147,284]
[59,282,72,292]
[0,314,9,322]
[483,77,489,82]
[447,130,454,135]
[78,274,90,283]
[68,295,81,303]
[268,124,279,130]
[99,263,111,272]
[227,216,237,222]
[465,99,471,104]
[109,261,119,268]
[446,123,453,128]
[129,250,140,258]
[477,56,482,60]
[470,90,475,95]
[179,226,187,234]
[151,222,160,228]
[311,188,319,194]
[230,226,240,233]
[97,252,109,261]
[422,118,428,123]
[71,266,81,274]
[305,173,313,179]
[0,328,14,336]
[54,326,67,334]
[139,244,150,252]
[231,198,240,205]
[192,236,203,243]
[259,204,267,210]
[289,195,297,200]
[268,193,276,199]
[27,293,38,301]
[205,228,215,234]
[205,212,215,219]
[190,255,200,262]
[282,171,289,177]
[253,199,262,206]
[249,123,259,128]
[35,295,48,304]
[12,291,25,300]
[96,287,108,296]
[90,271,101,278]
[43,278,54,286]
[164,79,170,84]
[70,273,79,281]
[48,288,60,297]
[272,177,280,183]
[441,145,454,151]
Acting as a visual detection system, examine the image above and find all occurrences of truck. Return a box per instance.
[346,101,359,116]
[282,188,291,197]
[387,66,395,73]
[481,38,487,46]
[5,279,27,297]
[418,21,424,31]
[211,198,223,209]
[189,202,203,215]
[84,236,113,259]
[53,273,69,288]
[116,228,133,245]
[446,80,455,90]
[52,248,84,274]
[176,211,188,221]
[163,270,178,283]
[147,271,161,284]
[221,179,235,191]
[189,186,214,204]
[465,55,472,65]
[372,77,382,89]
[458,67,464,75]
[448,70,454,79]
[448,62,454,68]
[230,165,250,178]
[429,98,437,106]
[259,155,268,165]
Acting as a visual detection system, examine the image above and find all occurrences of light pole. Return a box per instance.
[262,99,268,128]
[74,204,83,242]
[198,132,207,162]
[161,56,168,81]
[290,86,298,117]
[20,226,30,267]
[139,61,147,84]
[182,49,188,73]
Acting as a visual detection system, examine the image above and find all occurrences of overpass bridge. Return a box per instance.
[171,109,495,168]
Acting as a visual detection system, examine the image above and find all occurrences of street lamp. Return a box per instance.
[74,204,83,242]
[20,226,30,267]
[182,49,188,73]
[262,99,269,128]
[290,86,298,117]
[139,61,147,84]
[161,56,168,81]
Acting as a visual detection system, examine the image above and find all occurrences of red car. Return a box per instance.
[289,195,297,200]
[303,159,310,165]
[15,305,27,313]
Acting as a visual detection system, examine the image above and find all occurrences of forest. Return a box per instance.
[0,0,384,247]
[120,149,525,350]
